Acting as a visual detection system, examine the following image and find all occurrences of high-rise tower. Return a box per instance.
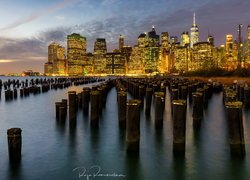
[181,31,190,46]
[94,38,107,54]
[119,35,124,51]
[248,25,250,42]
[67,33,87,76]
[190,13,199,48]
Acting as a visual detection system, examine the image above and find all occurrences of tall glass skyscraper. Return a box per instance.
[67,33,87,76]
[190,13,199,48]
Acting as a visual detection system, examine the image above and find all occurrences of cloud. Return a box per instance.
[0,0,81,32]
[55,15,65,20]
[0,60,15,63]
[1,0,250,74]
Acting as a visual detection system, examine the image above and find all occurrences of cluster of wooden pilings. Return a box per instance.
[0,77,103,101]
[55,79,114,129]
[223,82,250,157]
[113,76,248,157]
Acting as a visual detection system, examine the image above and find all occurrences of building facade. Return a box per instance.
[67,33,87,76]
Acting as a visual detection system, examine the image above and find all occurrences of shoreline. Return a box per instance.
[184,76,250,85]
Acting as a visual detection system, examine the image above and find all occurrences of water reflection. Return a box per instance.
[173,156,186,180]
[8,161,22,180]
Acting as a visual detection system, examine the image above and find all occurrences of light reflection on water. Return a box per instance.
[0,77,250,179]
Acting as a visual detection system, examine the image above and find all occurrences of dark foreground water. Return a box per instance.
[0,77,250,180]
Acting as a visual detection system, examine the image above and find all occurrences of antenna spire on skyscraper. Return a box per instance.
[193,12,196,26]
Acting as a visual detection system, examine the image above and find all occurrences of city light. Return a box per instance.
[43,14,250,76]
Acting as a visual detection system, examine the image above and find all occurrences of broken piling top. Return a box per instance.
[192,92,203,97]
[90,90,100,96]
[118,91,127,96]
[172,99,187,106]
[7,128,22,136]
[127,99,141,106]
[68,91,76,95]
[225,101,243,109]
[154,92,165,97]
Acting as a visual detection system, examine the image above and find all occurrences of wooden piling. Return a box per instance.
[90,90,100,128]
[126,99,141,154]
[55,102,62,119]
[172,100,187,155]
[145,88,153,115]
[82,87,90,112]
[192,92,203,128]
[68,91,77,127]
[154,92,165,128]
[7,128,22,162]
[225,101,245,157]
[118,91,127,128]
[59,106,66,122]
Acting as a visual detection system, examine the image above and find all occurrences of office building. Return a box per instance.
[181,32,190,46]
[67,33,87,76]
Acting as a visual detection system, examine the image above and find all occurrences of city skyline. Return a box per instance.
[0,0,250,74]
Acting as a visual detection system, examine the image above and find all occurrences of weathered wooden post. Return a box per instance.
[13,89,17,99]
[61,99,67,115]
[68,91,77,127]
[172,100,187,155]
[154,92,165,128]
[138,85,145,103]
[181,86,188,100]
[90,90,100,128]
[77,93,82,109]
[145,88,153,115]
[126,99,141,154]
[59,106,66,122]
[225,101,245,157]
[82,87,90,113]
[188,85,194,103]
[7,128,22,162]
[244,86,250,107]
[192,92,203,128]
[118,91,127,128]
[171,89,179,101]
[55,102,62,119]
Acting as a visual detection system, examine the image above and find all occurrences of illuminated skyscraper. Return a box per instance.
[170,36,178,44]
[207,35,214,46]
[190,13,199,48]
[161,32,169,48]
[225,34,233,56]
[159,32,170,73]
[44,62,53,76]
[181,32,190,46]
[106,52,126,74]
[192,42,213,70]
[94,38,107,54]
[67,33,87,76]
[119,35,124,51]
[93,38,107,74]
[45,42,66,75]
[147,26,160,47]
[128,45,145,74]
[138,33,147,48]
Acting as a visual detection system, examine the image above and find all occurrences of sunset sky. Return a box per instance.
[0,0,250,74]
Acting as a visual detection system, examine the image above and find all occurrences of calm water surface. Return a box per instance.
[0,77,250,180]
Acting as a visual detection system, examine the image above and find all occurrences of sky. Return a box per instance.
[0,0,250,74]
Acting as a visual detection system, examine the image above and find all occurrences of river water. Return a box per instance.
[0,77,250,180]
